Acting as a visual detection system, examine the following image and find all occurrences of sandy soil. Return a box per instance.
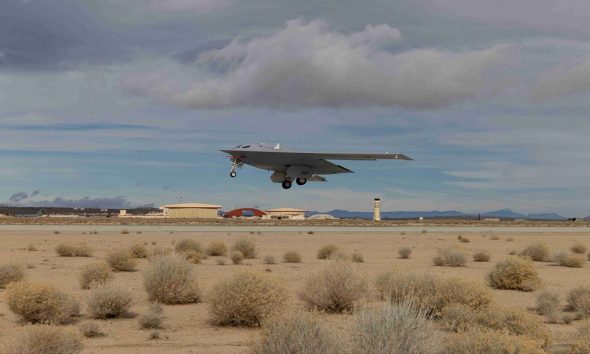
[0,227,589,353]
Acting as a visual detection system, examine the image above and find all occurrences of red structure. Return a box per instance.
[223,208,266,218]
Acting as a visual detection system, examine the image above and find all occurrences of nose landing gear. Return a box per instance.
[228,156,243,178]
[230,171,237,178]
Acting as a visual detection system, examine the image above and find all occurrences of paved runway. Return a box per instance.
[1,224,589,233]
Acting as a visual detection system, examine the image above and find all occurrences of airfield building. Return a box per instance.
[160,203,222,219]
[224,208,266,218]
[264,207,307,220]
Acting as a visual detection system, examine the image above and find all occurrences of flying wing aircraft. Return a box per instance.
[221,143,412,189]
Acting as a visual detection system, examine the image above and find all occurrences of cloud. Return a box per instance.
[123,19,515,110]
[8,192,29,203]
[147,0,232,13]
[532,57,590,101]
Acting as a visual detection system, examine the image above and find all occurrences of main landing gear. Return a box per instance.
[296,177,307,185]
[281,178,306,189]
[281,180,292,189]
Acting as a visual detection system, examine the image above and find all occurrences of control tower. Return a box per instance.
[373,198,381,221]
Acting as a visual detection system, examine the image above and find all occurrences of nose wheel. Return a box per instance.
[281,180,292,189]
[230,171,237,178]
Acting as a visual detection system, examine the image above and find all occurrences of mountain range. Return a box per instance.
[308,208,567,220]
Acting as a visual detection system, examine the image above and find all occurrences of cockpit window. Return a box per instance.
[242,145,251,148]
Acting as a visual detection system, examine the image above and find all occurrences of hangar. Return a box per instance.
[224,208,266,218]
[264,207,307,220]
[160,203,222,219]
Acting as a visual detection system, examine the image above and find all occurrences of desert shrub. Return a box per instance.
[519,242,550,262]
[473,251,491,262]
[351,252,364,263]
[475,307,550,346]
[216,258,226,265]
[440,303,475,333]
[79,262,114,289]
[150,247,172,258]
[139,303,163,329]
[230,251,244,265]
[252,311,341,354]
[572,243,587,254]
[129,243,148,258]
[588,252,590,261]
[488,257,541,291]
[28,244,38,251]
[567,286,590,316]
[231,238,256,259]
[0,263,25,288]
[183,250,202,264]
[4,325,83,354]
[283,251,302,263]
[459,236,470,243]
[536,289,560,316]
[433,248,467,267]
[5,281,79,324]
[490,235,500,240]
[209,271,287,327]
[569,322,590,354]
[263,255,276,264]
[86,286,132,319]
[375,272,491,316]
[317,244,339,259]
[120,229,130,234]
[398,246,412,259]
[507,237,514,242]
[298,262,367,313]
[105,250,137,272]
[55,243,92,257]
[349,302,438,354]
[143,256,200,304]
[175,239,203,254]
[442,328,545,354]
[332,252,349,261]
[556,252,587,268]
[206,241,228,256]
[79,322,104,338]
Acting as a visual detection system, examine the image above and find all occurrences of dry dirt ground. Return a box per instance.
[0,227,589,353]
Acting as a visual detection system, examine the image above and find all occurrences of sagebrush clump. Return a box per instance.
[351,252,364,263]
[317,244,339,259]
[263,255,276,265]
[488,257,541,291]
[375,272,491,317]
[350,302,438,354]
[231,251,244,265]
[572,243,587,254]
[519,242,550,261]
[283,251,302,263]
[79,322,104,338]
[555,251,587,267]
[3,325,83,354]
[398,246,412,259]
[433,248,467,267]
[567,286,590,316]
[175,239,203,254]
[105,250,137,272]
[5,281,79,324]
[442,328,545,354]
[139,303,164,329]
[252,311,342,354]
[209,271,287,327]
[536,289,560,317]
[143,256,200,304]
[55,243,92,257]
[87,286,132,319]
[206,241,228,256]
[231,238,257,259]
[475,306,550,346]
[472,251,491,262]
[0,262,25,288]
[79,262,114,289]
[130,243,148,258]
[299,262,367,313]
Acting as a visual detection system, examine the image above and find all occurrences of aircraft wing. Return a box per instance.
[221,150,411,175]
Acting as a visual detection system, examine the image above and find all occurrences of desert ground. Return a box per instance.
[1,224,589,353]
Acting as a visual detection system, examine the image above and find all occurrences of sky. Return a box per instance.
[2,0,590,215]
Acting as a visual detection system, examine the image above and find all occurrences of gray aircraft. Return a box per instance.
[221,143,412,189]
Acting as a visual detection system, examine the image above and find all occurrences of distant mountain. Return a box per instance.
[308,208,565,220]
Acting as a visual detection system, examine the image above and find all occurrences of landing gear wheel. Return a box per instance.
[296,177,307,185]
[281,180,292,189]
[230,171,237,178]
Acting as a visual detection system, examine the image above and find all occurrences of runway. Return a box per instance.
[1,224,589,233]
